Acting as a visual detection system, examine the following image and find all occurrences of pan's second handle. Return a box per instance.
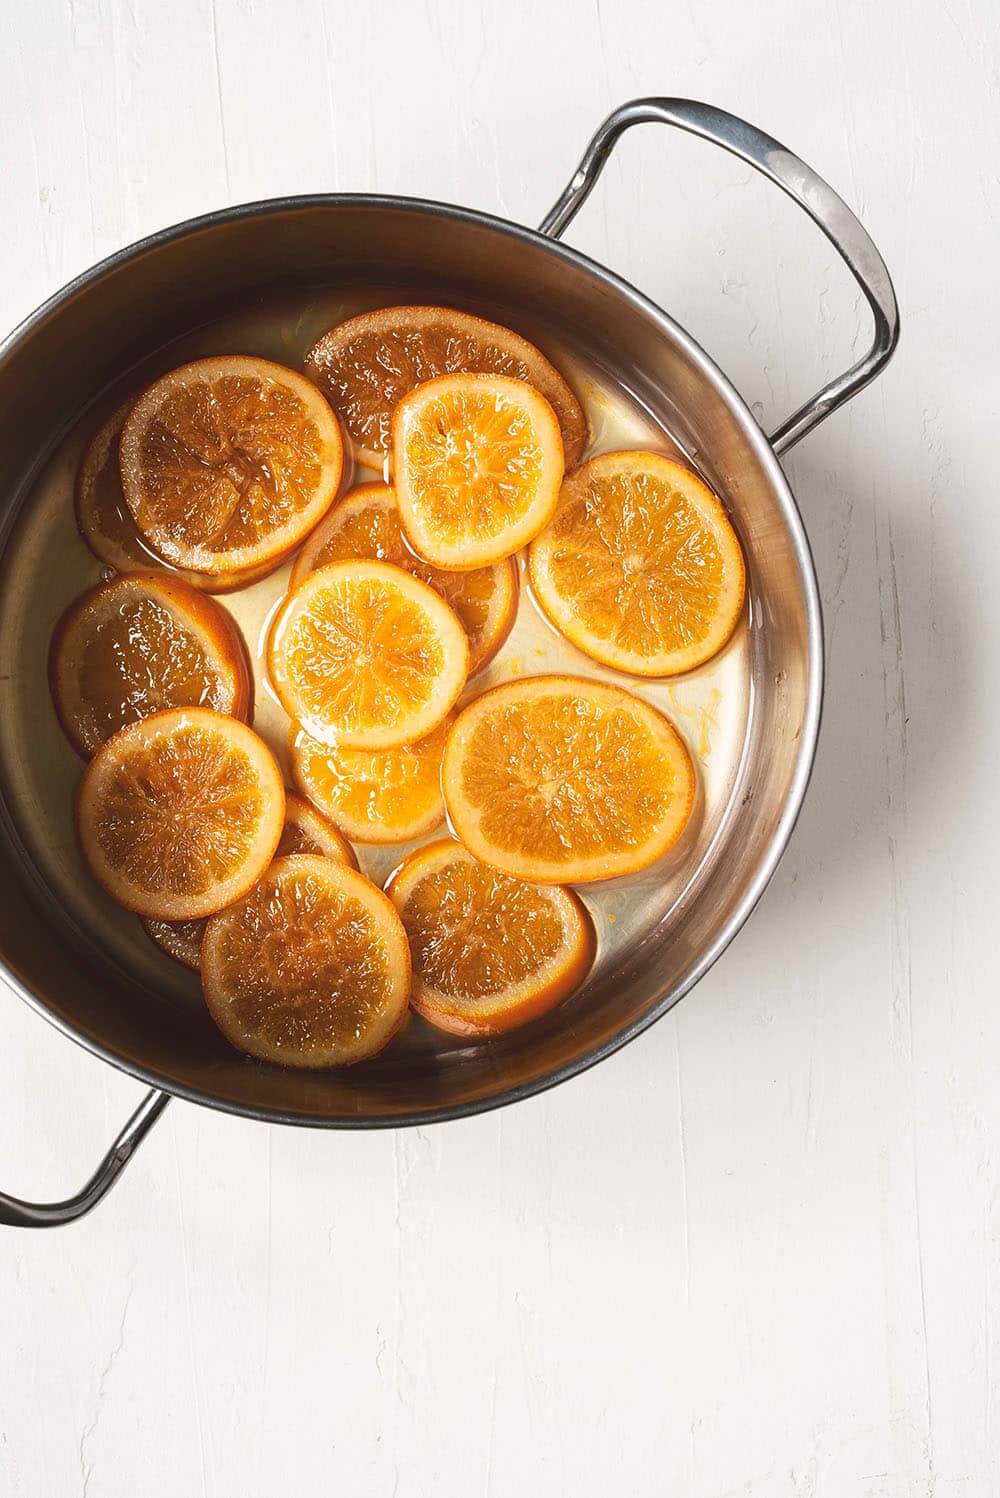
[0,1087,170,1227]
[539,98,899,456]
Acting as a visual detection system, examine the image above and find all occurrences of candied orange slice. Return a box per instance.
[290,483,517,675]
[268,560,468,748]
[277,789,358,863]
[386,839,595,1036]
[304,304,587,470]
[442,675,695,883]
[75,400,151,574]
[141,789,355,970]
[529,451,746,677]
[141,917,206,972]
[50,572,252,758]
[78,707,284,919]
[290,713,451,845]
[74,400,275,593]
[392,374,565,569]
[119,356,343,577]
[201,855,410,1068]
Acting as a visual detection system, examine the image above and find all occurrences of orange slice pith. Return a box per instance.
[74,400,278,593]
[290,713,451,845]
[387,839,595,1036]
[392,373,565,569]
[201,854,411,1068]
[119,356,343,577]
[78,707,285,920]
[529,451,746,677]
[141,789,355,970]
[50,572,253,758]
[268,559,468,749]
[303,304,587,470]
[290,484,517,675]
[442,675,696,884]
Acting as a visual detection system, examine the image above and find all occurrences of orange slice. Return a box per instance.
[141,917,206,973]
[529,451,746,677]
[290,714,451,845]
[74,399,277,593]
[303,304,587,470]
[119,356,343,577]
[50,572,253,758]
[141,789,355,970]
[392,374,565,569]
[290,484,517,675]
[201,855,410,1068]
[268,560,468,748]
[442,675,695,884]
[75,400,151,574]
[278,789,358,864]
[78,707,285,919]
[386,839,595,1036]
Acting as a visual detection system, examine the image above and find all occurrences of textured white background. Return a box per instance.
[0,1,995,1494]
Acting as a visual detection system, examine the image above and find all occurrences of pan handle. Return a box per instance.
[538,98,899,456]
[0,1087,170,1228]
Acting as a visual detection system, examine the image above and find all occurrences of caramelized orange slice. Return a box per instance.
[387,839,595,1036]
[119,356,343,577]
[290,714,450,845]
[78,707,284,919]
[50,572,252,758]
[141,917,206,973]
[304,304,587,469]
[442,676,695,883]
[141,789,355,970]
[278,789,358,863]
[74,400,275,593]
[75,400,151,574]
[529,451,746,676]
[201,855,410,1068]
[392,374,565,569]
[268,560,468,748]
[290,484,517,675]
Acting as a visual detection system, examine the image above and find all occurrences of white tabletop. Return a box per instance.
[1,1,995,1494]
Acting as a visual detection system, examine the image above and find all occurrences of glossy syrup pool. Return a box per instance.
[0,286,752,1042]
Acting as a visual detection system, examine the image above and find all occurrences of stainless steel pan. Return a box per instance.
[0,100,898,1226]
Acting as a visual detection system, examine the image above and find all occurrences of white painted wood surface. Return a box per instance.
[0,1,995,1493]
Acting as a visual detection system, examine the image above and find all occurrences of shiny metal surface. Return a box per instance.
[539,98,899,456]
[0,1089,169,1226]
[0,99,897,1223]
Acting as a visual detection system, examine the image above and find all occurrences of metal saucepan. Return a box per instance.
[0,100,898,1225]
